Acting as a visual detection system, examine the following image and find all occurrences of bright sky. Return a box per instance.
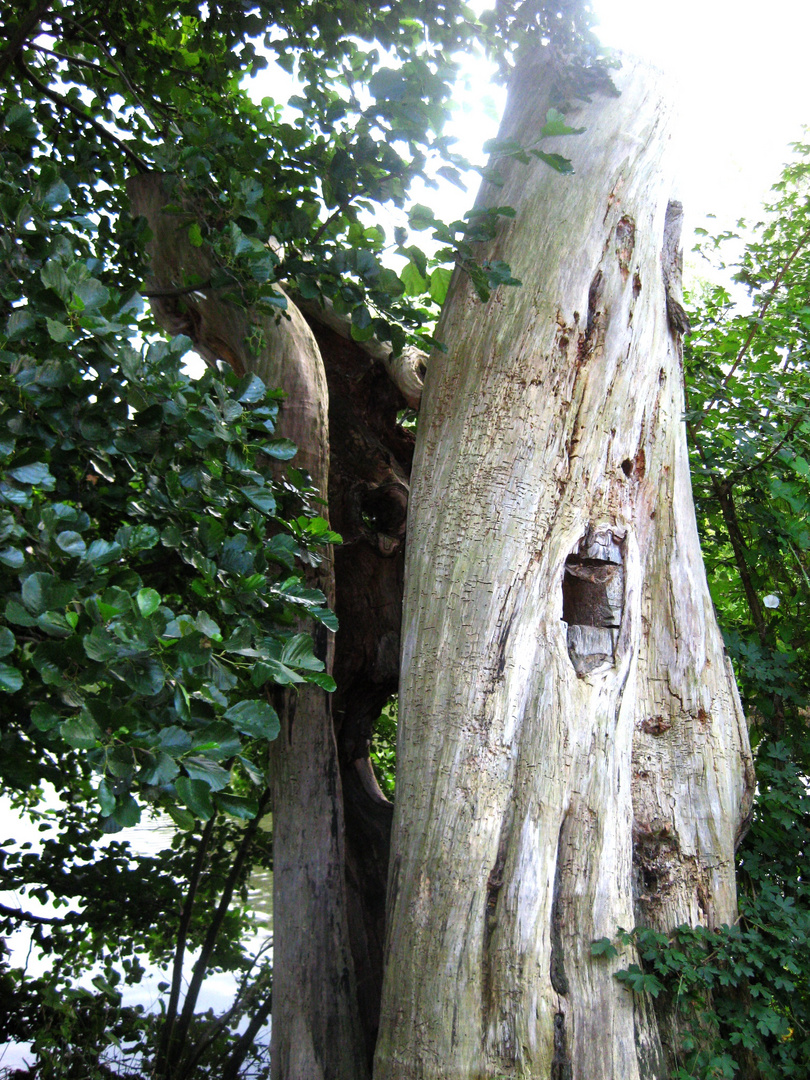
[591,0,810,235]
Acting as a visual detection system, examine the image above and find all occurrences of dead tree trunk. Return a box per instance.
[375,54,755,1079]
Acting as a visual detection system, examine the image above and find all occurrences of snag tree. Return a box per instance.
[376,54,754,1078]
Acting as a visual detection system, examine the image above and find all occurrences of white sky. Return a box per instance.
[591,0,810,235]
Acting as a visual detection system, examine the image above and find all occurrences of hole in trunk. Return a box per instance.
[562,527,624,674]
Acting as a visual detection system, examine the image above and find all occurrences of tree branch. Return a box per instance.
[34,44,119,80]
[727,413,804,485]
[169,789,271,1077]
[221,991,274,1080]
[156,813,217,1080]
[140,281,214,299]
[56,12,171,133]
[0,901,67,926]
[0,0,51,81]
[15,56,150,173]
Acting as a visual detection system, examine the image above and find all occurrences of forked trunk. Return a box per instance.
[375,55,755,1079]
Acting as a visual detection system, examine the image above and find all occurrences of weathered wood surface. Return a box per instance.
[375,54,755,1080]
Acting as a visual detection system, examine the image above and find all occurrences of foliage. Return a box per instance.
[370,697,398,799]
[0,154,329,1078]
[685,143,810,733]
[595,740,810,1078]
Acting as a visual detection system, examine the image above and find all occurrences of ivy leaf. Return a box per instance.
[591,937,619,960]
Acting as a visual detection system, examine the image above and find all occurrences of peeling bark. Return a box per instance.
[375,55,755,1079]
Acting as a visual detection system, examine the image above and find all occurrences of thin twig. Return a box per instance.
[787,540,810,594]
[0,901,68,926]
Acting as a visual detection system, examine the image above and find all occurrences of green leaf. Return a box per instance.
[9,462,53,485]
[97,779,116,816]
[401,260,428,297]
[0,663,23,692]
[242,485,276,514]
[74,278,110,313]
[56,530,87,557]
[136,588,162,617]
[110,794,141,828]
[166,804,196,830]
[61,712,102,749]
[40,259,71,298]
[86,539,122,565]
[429,267,453,305]
[224,699,280,740]
[176,776,215,820]
[45,318,76,342]
[591,937,619,959]
[262,438,298,460]
[195,611,222,639]
[83,626,119,662]
[215,793,260,820]
[183,756,231,790]
[531,149,574,174]
[281,632,325,670]
[141,752,181,786]
[188,222,204,246]
[0,626,15,658]
[22,573,76,615]
[31,703,61,731]
[157,726,193,754]
[540,108,585,139]
[0,548,24,569]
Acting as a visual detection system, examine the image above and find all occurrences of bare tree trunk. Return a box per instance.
[375,54,755,1080]
[128,174,368,1080]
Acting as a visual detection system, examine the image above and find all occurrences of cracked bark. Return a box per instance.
[375,54,754,1079]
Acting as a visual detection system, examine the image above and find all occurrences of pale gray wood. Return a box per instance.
[375,53,755,1080]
